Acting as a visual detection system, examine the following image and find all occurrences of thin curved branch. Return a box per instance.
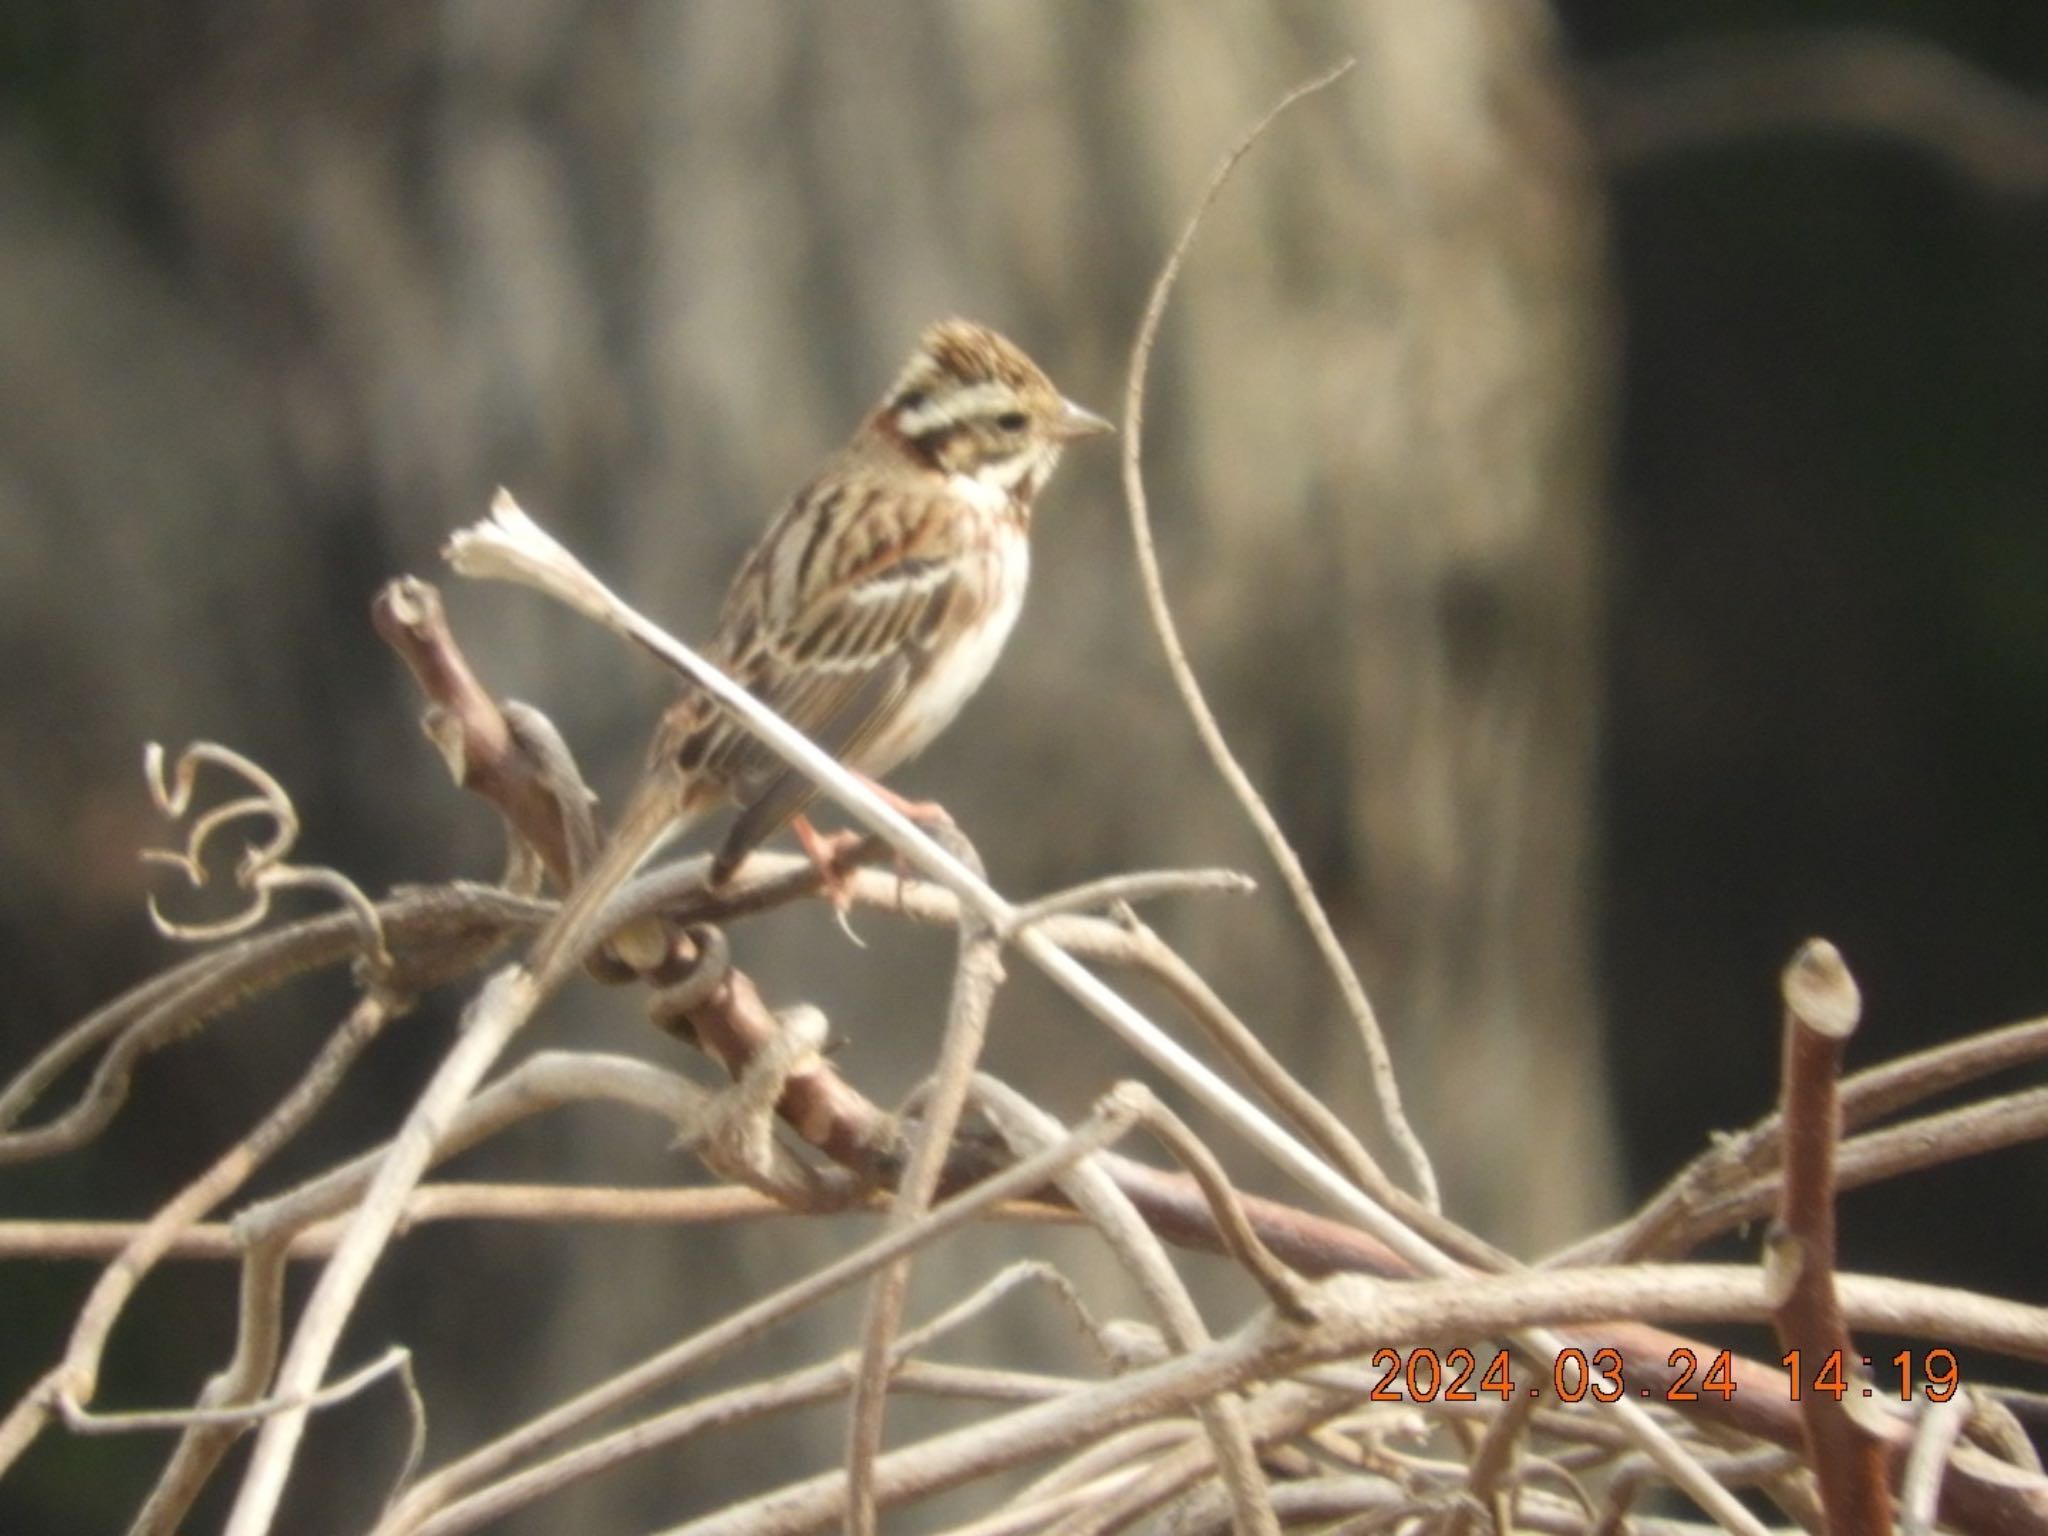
[406,1264,1100,1536]
[0,989,404,1481]
[0,883,533,1164]
[846,851,1003,1536]
[0,1185,810,1261]
[1124,1094,1317,1324]
[1114,58,1438,1212]
[1555,1017,2048,1266]
[998,869,1255,933]
[373,1088,1151,1536]
[127,1052,720,1536]
[60,1345,414,1437]
[973,1078,1278,1536]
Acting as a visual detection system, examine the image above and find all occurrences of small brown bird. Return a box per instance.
[588,319,1110,963]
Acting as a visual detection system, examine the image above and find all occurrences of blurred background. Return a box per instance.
[3,2,2046,1530]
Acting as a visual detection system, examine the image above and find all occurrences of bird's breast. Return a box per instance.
[861,521,1029,775]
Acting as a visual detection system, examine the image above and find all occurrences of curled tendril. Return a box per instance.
[140,742,392,973]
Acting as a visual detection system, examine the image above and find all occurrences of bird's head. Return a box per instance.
[878,319,1111,501]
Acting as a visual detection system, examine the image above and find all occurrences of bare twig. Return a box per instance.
[997,868,1254,934]
[421,1360,1079,1536]
[404,1265,1088,1536]
[1542,1317,2048,1536]
[974,1077,1279,1536]
[1039,1379,1382,1536]
[0,988,403,1479]
[815,865,1499,1267]
[132,1236,290,1536]
[0,947,239,1136]
[3,839,1351,1203]
[374,576,599,889]
[1111,913,1504,1272]
[682,1001,848,1208]
[0,856,1427,1292]
[1764,939,1892,1536]
[1901,1393,1971,1536]
[1062,1391,1376,1536]
[1125,1094,1317,1324]
[1553,1008,2048,1266]
[683,855,1480,1272]
[1450,1373,1548,1536]
[1011,1421,1203,1508]
[374,1087,1151,1535]
[637,881,1442,1282]
[581,872,1982,1531]
[1837,1012,2048,1131]
[1114,57,1437,1212]
[232,1053,724,1249]
[846,847,1004,1536]
[32,869,2041,1530]
[0,882,528,1164]
[649,933,907,1190]
[648,1314,1289,1536]
[218,968,549,1536]
[58,1345,413,1436]
[0,1185,813,1261]
[936,1463,1165,1536]
[130,1053,732,1536]
[1642,1081,2048,1263]
[408,1264,1097,1536]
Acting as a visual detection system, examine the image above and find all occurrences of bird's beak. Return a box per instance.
[1054,398,1116,439]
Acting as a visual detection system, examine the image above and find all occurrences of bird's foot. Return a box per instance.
[792,814,871,938]
[796,789,957,943]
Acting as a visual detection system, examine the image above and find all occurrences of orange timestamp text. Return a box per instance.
[1362,1346,1960,1404]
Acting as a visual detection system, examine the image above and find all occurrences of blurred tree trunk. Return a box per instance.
[1338,3,1619,1240]
[5,1,1615,1527]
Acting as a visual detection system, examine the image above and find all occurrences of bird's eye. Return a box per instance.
[995,411,1029,432]
[896,390,927,414]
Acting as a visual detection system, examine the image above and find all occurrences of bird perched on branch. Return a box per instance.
[590,319,1112,968]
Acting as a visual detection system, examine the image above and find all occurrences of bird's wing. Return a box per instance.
[696,506,983,877]
[709,657,910,881]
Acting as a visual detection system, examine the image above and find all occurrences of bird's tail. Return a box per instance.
[524,772,699,988]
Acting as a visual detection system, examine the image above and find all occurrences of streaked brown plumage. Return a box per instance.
[585,319,1109,965]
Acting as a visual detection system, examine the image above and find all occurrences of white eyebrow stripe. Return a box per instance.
[897,382,1017,436]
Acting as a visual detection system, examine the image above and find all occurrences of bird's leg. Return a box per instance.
[851,771,952,828]
[850,774,957,914]
[793,780,954,918]
[792,813,870,916]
